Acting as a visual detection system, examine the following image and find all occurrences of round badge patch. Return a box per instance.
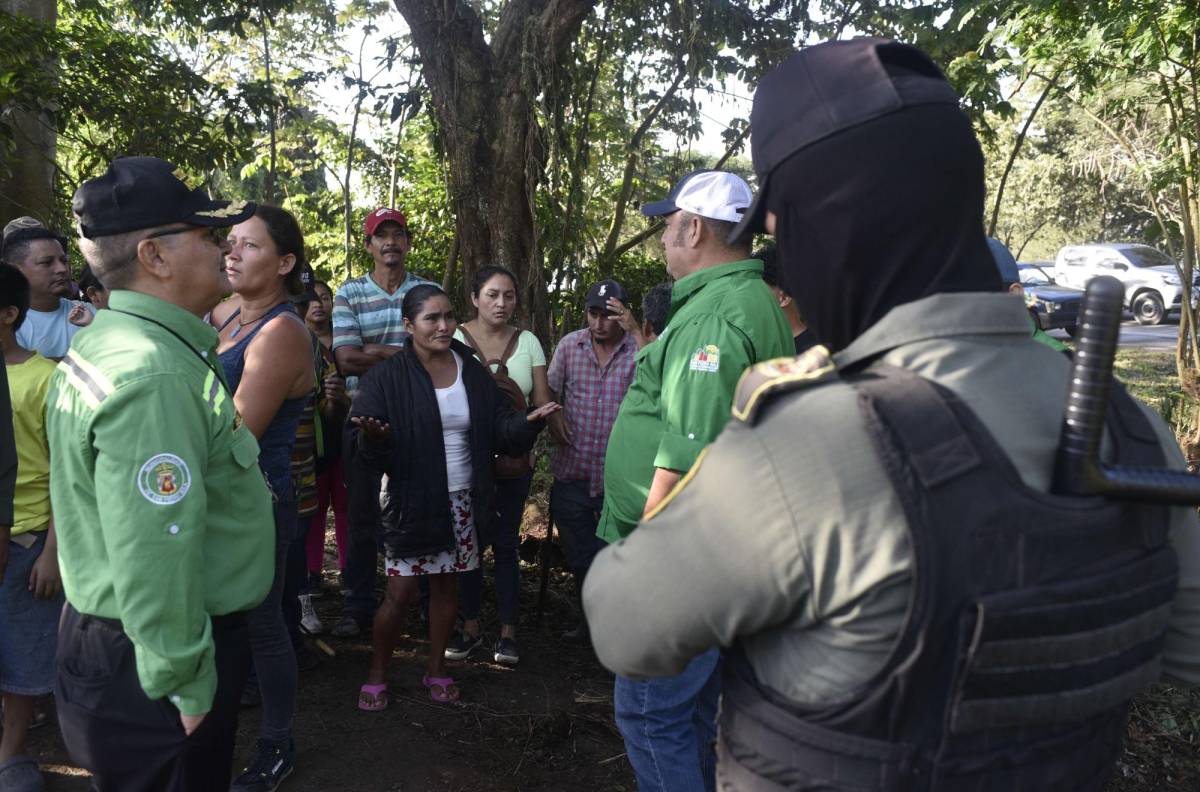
[137,454,192,505]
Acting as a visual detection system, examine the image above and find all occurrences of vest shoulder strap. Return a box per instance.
[851,364,983,489]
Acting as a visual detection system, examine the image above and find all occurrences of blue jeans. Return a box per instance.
[460,472,532,626]
[246,486,298,743]
[549,478,607,580]
[614,649,722,792]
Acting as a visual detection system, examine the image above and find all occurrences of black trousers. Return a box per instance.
[343,454,382,619]
[55,603,251,792]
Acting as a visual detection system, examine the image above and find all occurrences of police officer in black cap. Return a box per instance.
[47,157,275,791]
[583,38,1200,790]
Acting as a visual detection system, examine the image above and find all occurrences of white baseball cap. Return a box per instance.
[640,170,754,224]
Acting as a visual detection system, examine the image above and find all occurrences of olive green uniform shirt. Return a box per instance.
[584,292,1200,702]
[47,290,274,716]
[596,259,792,543]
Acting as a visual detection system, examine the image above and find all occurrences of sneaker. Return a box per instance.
[494,637,520,665]
[299,594,324,635]
[444,630,483,660]
[231,737,295,792]
[330,613,366,638]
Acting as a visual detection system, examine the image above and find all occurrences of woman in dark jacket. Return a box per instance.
[351,285,559,708]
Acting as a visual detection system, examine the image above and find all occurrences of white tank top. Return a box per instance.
[436,351,473,492]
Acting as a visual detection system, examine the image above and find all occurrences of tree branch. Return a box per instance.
[600,60,688,260]
[987,66,1062,237]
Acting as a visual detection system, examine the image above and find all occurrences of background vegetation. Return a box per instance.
[4,0,1200,381]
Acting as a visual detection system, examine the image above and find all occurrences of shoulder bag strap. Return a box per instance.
[495,328,521,378]
[457,325,491,368]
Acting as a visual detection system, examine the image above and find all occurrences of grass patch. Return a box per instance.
[1115,348,1186,427]
[1110,348,1200,790]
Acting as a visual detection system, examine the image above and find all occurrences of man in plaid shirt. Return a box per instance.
[547,279,638,640]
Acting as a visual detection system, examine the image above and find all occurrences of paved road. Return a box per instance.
[1047,317,1180,350]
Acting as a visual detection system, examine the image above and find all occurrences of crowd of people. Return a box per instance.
[1,34,1198,792]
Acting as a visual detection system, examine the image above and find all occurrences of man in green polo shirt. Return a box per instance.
[46,157,274,791]
[596,169,792,792]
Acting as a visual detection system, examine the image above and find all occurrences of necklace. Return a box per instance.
[230,307,271,338]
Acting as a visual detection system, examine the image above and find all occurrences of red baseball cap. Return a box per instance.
[364,207,408,237]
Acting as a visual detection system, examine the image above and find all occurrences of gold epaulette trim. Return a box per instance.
[731,345,836,424]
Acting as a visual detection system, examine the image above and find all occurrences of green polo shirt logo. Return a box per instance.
[689,344,720,373]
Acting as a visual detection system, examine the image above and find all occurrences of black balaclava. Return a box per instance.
[766,102,1000,353]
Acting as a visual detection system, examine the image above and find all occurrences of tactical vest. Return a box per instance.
[718,364,1178,792]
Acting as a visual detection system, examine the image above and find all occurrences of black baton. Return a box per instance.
[1053,275,1200,504]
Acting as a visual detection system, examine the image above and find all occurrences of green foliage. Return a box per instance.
[14,0,1184,352]
[1,6,255,232]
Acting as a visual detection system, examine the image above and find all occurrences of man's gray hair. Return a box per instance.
[76,225,168,289]
[674,211,748,254]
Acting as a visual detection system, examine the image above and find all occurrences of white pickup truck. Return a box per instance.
[1053,243,1195,325]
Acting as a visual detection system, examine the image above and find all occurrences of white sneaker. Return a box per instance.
[299,594,324,635]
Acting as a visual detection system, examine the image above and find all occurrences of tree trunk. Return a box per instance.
[392,0,597,342]
[258,5,278,205]
[0,0,56,225]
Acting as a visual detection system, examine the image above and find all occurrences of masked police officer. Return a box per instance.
[47,157,275,791]
[583,39,1200,790]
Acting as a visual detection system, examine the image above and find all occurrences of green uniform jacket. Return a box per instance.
[47,291,274,716]
[596,259,792,543]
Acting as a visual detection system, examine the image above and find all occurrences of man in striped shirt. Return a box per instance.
[330,208,434,636]
[332,208,435,392]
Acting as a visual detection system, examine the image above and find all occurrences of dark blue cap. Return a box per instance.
[73,156,255,238]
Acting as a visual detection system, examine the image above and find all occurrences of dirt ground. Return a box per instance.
[32,515,637,792]
[25,511,1200,791]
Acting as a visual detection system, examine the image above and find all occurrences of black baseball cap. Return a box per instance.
[585,279,629,315]
[291,261,319,304]
[73,156,256,239]
[728,38,960,245]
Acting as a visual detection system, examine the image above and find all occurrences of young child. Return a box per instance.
[0,263,63,788]
[68,264,107,327]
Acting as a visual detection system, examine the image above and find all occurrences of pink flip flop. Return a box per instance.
[422,675,460,703]
[358,683,388,712]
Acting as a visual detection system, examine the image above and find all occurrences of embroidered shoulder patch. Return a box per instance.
[688,344,720,373]
[137,454,192,505]
[731,345,837,424]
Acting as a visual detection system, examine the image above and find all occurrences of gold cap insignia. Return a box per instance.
[194,200,249,219]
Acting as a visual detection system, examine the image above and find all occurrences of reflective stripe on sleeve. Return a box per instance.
[57,352,115,408]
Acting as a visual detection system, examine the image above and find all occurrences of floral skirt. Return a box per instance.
[384,489,479,576]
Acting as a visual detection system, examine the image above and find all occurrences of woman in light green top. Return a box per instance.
[446,266,552,666]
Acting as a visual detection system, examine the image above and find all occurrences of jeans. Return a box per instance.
[459,472,532,626]
[343,456,382,621]
[549,478,607,580]
[246,493,298,743]
[614,649,722,792]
